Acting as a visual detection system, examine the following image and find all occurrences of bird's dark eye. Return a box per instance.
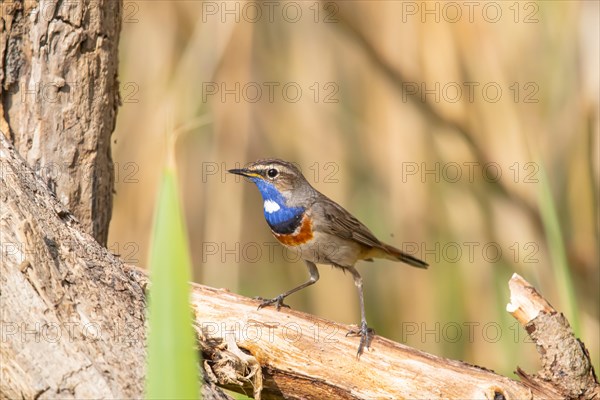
[267,168,278,178]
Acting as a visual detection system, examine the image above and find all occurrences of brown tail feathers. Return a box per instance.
[381,243,429,269]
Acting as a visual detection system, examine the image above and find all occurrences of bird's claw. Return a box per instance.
[255,295,290,311]
[346,322,374,359]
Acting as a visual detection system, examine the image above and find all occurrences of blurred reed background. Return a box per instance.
[111,1,599,377]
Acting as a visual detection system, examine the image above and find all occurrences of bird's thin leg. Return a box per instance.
[345,266,374,358]
[257,261,319,310]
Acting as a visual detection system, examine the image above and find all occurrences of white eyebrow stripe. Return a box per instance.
[263,199,281,214]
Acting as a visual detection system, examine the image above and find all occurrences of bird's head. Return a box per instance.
[228,159,312,210]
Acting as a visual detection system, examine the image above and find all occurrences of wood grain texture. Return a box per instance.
[0,0,121,245]
[193,284,535,400]
[508,273,599,399]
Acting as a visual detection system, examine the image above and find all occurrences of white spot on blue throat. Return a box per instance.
[249,178,304,225]
[263,199,281,214]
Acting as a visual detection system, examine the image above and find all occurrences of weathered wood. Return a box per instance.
[191,283,538,400]
[0,0,120,245]
[0,2,232,397]
[0,133,147,398]
[0,133,232,400]
[507,273,599,399]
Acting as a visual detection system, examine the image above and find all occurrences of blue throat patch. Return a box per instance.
[250,178,304,234]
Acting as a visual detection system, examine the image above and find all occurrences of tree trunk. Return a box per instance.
[1,0,120,245]
[1,2,231,398]
[0,133,147,398]
[0,133,234,400]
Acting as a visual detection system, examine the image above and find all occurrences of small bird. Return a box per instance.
[229,159,428,357]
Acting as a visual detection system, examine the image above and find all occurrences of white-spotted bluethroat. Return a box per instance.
[229,159,428,357]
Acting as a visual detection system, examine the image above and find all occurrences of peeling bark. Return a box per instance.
[508,274,599,399]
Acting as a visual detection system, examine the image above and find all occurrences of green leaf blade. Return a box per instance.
[146,167,200,399]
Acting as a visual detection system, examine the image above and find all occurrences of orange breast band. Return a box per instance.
[273,214,313,246]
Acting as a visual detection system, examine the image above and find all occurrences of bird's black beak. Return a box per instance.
[228,168,260,179]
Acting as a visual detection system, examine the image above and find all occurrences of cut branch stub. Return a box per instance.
[507,273,599,399]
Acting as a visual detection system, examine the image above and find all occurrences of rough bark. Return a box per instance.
[1,132,146,398]
[0,133,233,400]
[0,0,120,245]
[507,273,599,399]
[0,2,231,398]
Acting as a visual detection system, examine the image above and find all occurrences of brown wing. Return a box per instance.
[311,196,429,269]
[312,197,384,249]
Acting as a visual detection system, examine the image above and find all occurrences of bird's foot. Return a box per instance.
[346,322,374,359]
[255,295,290,311]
